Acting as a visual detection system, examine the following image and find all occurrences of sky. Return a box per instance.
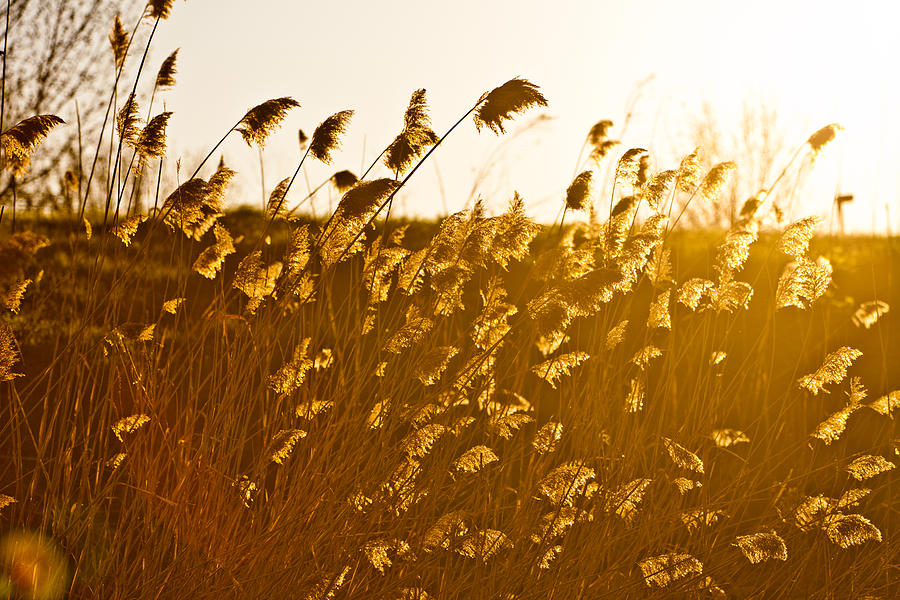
[143,0,900,232]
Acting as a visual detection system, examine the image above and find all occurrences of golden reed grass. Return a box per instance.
[0,5,895,599]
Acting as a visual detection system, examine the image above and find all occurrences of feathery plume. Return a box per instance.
[1,114,65,177]
[161,297,185,314]
[362,539,411,574]
[400,423,447,459]
[423,511,469,551]
[0,494,16,512]
[0,323,23,381]
[605,319,628,350]
[539,545,563,569]
[268,339,314,395]
[384,315,433,354]
[823,513,881,548]
[867,390,900,417]
[588,119,613,146]
[588,119,619,161]
[565,171,593,211]
[112,215,147,246]
[636,153,652,186]
[487,412,534,440]
[531,351,589,389]
[663,438,704,474]
[852,300,889,329]
[638,553,703,588]
[269,429,307,465]
[385,89,439,175]
[607,478,652,522]
[647,289,671,329]
[714,225,757,282]
[236,97,300,147]
[156,49,178,88]
[811,405,859,445]
[451,446,499,475]
[680,508,724,532]
[615,148,648,186]
[110,323,155,343]
[537,462,595,506]
[535,330,568,357]
[837,488,872,510]
[808,123,842,157]
[846,455,895,481]
[708,280,754,313]
[778,216,820,258]
[711,429,750,448]
[163,166,235,239]
[336,178,400,222]
[2,279,30,314]
[531,507,592,543]
[414,346,458,385]
[699,161,736,202]
[798,346,862,395]
[647,246,673,286]
[309,110,353,164]
[532,421,563,454]
[678,278,714,311]
[112,414,150,442]
[116,92,142,148]
[193,223,235,279]
[677,147,703,191]
[266,177,292,220]
[631,345,663,370]
[146,0,176,19]
[733,532,788,564]
[641,169,676,212]
[491,192,541,269]
[592,140,620,163]
[109,15,129,70]
[474,77,547,134]
[775,256,832,310]
[233,251,282,312]
[331,169,358,193]
[673,478,702,495]
[135,112,172,169]
[455,529,513,561]
[305,566,351,600]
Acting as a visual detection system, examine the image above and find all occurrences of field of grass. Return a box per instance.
[1,2,899,599]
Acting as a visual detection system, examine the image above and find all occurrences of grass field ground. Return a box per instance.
[1,202,898,599]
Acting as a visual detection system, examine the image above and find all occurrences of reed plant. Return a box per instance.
[0,2,896,598]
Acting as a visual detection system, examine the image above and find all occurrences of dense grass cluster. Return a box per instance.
[0,2,898,599]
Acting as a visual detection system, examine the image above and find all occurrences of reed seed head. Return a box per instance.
[156,49,179,88]
[474,77,547,134]
[1,114,65,177]
[236,97,300,147]
[109,15,129,70]
[565,171,592,212]
[331,169,358,193]
[146,0,176,19]
[310,110,354,164]
[385,89,439,175]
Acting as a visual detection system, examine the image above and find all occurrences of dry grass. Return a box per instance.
[0,5,898,600]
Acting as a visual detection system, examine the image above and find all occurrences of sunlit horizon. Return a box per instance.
[138,0,900,232]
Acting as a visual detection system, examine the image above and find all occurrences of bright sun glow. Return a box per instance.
[150,0,900,232]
